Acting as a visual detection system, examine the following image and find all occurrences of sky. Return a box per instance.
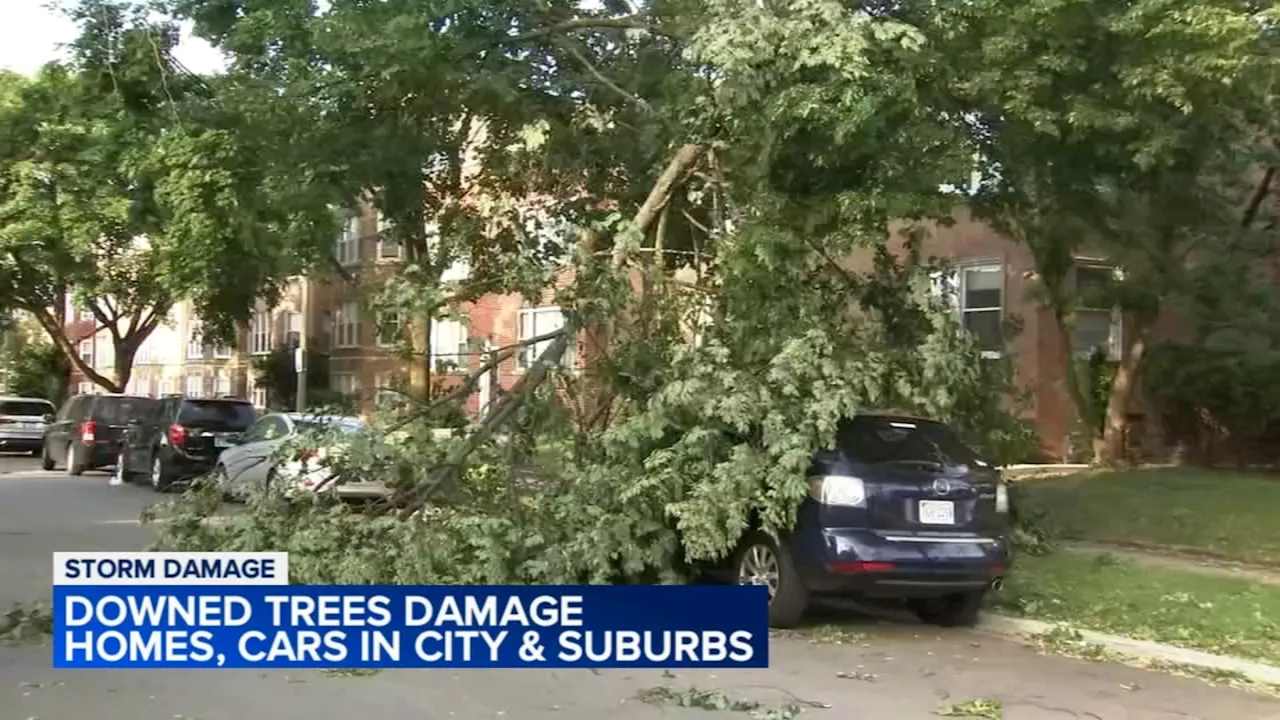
[0,0,226,76]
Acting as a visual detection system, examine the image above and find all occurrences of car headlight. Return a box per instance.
[808,475,867,508]
[995,482,1009,513]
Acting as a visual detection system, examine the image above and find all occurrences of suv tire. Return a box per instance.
[911,590,986,628]
[65,444,85,476]
[734,530,809,628]
[149,453,171,492]
[40,446,55,471]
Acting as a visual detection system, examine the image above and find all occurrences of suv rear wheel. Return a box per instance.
[150,455,171,492]
[65,444,85,476]
[734,530,808,628]
[40,445,55,471]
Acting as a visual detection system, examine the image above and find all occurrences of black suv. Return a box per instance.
[43,394,156,475]
[115,395,258,491]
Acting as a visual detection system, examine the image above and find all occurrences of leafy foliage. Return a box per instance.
[0,313,69,401]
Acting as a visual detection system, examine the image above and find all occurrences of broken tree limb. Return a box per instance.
[370,333,571,518]
[611,144,704,268]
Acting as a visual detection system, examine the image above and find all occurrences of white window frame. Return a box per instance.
[212,344,233,359]
[250,311,272,355]
[331,372,361,396]
[1072,262,1124,361]
[373,372,403,408]
[251,386,268,409]
[94,338,114,369]
[333,302,362,348]
[186,321,204,360]
[377,312,402,347]
[286,312,302,349]
[185,375,204,398]
[430,318,469,371]
[930,262,1005,359]
[517,307,574,370]
[78,339,93,366]
[375,212,402,261]
[336,213,361,266]
[159,377,177,396]
[214,373,232,397]
[77,381,94,395]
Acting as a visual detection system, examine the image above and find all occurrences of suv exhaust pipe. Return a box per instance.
[990,577,1004,593]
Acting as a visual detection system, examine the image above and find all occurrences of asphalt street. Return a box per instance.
[1,453,1278,719]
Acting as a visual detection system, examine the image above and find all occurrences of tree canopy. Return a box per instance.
[0,1,342,391]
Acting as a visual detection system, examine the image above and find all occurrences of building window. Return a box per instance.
[78,304,95,322]
[376,212,402,260]
[214,373,231,397]
[333,302,362,348]
[251,386,267,408]
[77,381,94,395]
[377,312,403,347]
[430,318,469,371]
[185,375,203,398]
[336,214,361,265]
[931,263,1005,358]
[78,339,93,366]
[373,372,403,409]
[159,377,177,396]
[518,307,573,369]
[286,312,302,349]
[1073,264,1122,360]
[212,344,233,359]
[250,311,272,355]
[331,372,361,396]
[186,321,204,360]
[94,338,114,369]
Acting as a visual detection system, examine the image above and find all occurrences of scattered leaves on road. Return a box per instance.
[835,670,877,682]
[321,668,382,678]
[0,602,53,644]
[636,685,806,720]
[771,624,867,645]
[937,698,1003,719]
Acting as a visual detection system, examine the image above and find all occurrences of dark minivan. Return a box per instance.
[115,395,257,491]
[42,394,156,475]
[730,413,1011,628]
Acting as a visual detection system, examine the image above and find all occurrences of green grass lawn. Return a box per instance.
[998,551,1280,666]
[1017,467,1280,566]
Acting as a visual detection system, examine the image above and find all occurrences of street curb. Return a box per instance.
[979,614,1280,686]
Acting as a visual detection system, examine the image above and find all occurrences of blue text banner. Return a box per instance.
[54,585,770,669]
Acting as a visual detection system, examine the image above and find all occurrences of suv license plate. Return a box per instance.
[918,500,955,525]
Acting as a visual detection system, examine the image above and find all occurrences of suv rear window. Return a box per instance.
[837,416,982,468]
[0,400,55,417]
[93,396,155,423]
[178,400,257,429]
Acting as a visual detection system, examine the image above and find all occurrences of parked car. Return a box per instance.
[42,393,155,475]
[114,395,258,491]
[212,413,376,500]
[722,412,1011,629]
[0,396,56,455]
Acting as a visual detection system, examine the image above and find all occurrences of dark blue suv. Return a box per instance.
[733,413,1011,628]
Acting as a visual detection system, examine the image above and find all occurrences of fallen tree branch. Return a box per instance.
[370,333,570,517]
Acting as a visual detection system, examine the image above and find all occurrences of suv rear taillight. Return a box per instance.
[79,420,96,443]
[167,424,188,447]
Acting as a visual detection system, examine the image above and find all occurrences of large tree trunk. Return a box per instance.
[408,315,432,399]
[1095,320,1152,466]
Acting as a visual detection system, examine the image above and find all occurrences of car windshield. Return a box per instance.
[95,396,154,424]
[178,400,257,429]
[0,400,55,417]
[837,416,982,468]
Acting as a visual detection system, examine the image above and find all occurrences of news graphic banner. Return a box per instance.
[53,552,769,669]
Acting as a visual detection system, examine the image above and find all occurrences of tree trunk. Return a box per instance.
[409,315,432,399]
[111,339,137,394]
[1095,320,1152,466]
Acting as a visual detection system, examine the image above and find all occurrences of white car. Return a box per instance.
[212,413,387,500]
[0,396,55,456]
